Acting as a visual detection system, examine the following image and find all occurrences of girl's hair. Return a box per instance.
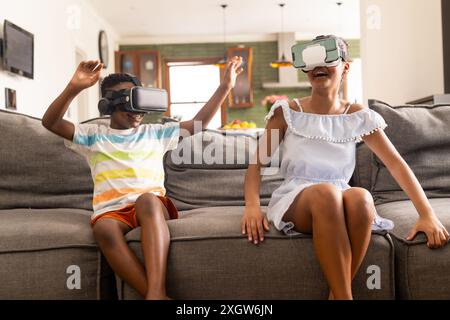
[313,35,349,62]
[100,73,142,97]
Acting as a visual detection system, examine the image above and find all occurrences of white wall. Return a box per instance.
[360,0,444,105]
[0,0,119,120]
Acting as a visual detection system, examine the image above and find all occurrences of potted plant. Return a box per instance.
[261,95,289,112]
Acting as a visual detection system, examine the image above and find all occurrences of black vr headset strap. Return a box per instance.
[99,91,115,115]
[108,89,132,110]
[110,96,130,107]
[99,89,131,115]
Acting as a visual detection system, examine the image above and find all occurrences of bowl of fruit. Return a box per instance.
[222,119,257,130]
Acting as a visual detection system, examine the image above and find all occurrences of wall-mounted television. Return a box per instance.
[2,20,34,79]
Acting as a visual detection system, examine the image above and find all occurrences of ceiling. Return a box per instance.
[88,0,360,43]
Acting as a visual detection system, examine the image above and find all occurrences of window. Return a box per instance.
[167,62,223,129]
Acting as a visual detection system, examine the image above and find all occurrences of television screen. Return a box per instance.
[2,20,34,79]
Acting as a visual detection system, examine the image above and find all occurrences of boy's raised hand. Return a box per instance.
[179,55,243,135]
[69,60,103,92]
[222,56,244,88]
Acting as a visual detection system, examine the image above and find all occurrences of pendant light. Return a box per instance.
[337,1,343,35]
[270,3,293,68]
[215,4,228,68]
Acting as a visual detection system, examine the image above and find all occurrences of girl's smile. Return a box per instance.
[311,67,330,79]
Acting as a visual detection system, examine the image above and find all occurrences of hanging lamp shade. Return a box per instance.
[215,4,228,68]
[270,3,293,68]
[270,53,293,68]
[215,56,228,68]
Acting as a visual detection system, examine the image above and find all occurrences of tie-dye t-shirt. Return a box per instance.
[64,122,180,220]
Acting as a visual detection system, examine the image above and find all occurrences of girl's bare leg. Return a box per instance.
[342,187,375,279]
[284,183,353,300]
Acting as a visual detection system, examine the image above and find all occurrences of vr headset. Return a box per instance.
[98,87,168,115]
[291,37,346,72]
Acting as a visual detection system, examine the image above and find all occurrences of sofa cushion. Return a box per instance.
[0,110,95,211]
[0,208,115,299]
[376,198,450,299]
[0,208,94,251]
[164,131,284,210]
[118,206,395,300]
[364,100,450,205]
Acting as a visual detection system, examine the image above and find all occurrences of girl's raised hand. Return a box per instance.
[241,205,270,245]
[69,60,103,92]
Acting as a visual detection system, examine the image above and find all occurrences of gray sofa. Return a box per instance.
[355,100,450,299]
[0,99,448,300]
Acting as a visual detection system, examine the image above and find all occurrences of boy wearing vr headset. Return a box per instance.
[242,35,449,300]
[43,57,243,299]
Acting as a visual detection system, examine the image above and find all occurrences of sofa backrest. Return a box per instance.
[0,110,108,211]
[352,142,373,191]
[0,111,283,212]
[354,100,450,205]
[164,130,284,211]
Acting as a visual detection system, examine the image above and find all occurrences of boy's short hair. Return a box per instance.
[100,73,142,97]
[313,34,349,62]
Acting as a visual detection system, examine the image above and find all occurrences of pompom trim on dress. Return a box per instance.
[265,100,387,143]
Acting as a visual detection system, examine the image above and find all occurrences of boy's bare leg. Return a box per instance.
[135,193,172,300]
[93,218,148,297]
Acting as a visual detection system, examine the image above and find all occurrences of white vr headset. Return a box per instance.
[291,37,346,72]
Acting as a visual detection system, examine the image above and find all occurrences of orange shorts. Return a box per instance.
[91,196,179,229]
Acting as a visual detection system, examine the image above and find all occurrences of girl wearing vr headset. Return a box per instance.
[242,35,449,300]
[43,57,243,299]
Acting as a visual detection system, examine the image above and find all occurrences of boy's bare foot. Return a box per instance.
[328,291,334,300]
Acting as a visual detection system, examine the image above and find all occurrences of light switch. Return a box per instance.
[5,88,17,110]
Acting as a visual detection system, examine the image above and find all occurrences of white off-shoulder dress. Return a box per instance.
[266,99,394,235]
